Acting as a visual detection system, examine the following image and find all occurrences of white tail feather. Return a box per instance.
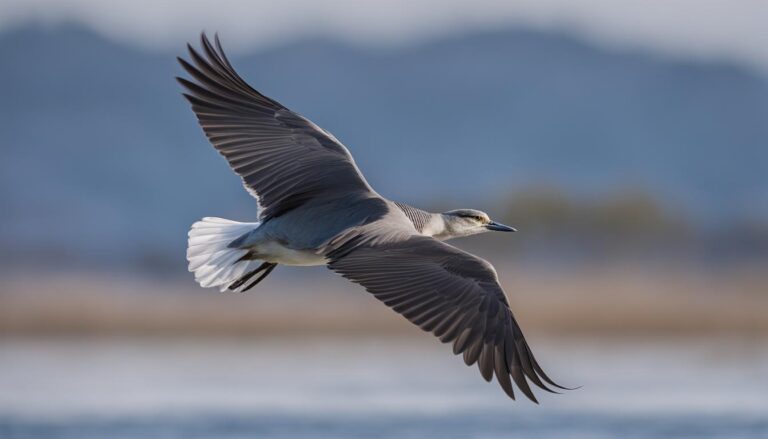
[187,217,261,292]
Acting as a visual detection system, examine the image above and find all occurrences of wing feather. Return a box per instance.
[328,235,566,402]
[178,33,376,220]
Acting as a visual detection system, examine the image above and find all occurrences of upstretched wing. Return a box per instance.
[328,235,565,402]
[177,33,376,220]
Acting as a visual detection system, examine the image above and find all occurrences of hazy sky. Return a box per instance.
[2,0,767,73]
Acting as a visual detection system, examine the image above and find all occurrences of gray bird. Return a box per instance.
[179,34,565,402]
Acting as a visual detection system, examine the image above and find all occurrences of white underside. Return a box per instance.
[187,217,326,292]
[255,240,327,266]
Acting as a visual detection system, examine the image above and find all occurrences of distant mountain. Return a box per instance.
[1,25,767,268]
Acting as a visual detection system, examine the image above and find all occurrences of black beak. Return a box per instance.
[486,221,517,232]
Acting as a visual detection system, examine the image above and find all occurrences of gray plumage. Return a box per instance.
[179,33,566,402]
[393,202,433,234]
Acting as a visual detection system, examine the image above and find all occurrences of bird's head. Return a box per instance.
[440,209,516,239]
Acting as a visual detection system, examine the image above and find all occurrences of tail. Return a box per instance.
[186,217,276,292]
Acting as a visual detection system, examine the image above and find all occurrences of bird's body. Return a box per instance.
[227,196,392,267]
[221,201,488,266]
[179,34,566,403]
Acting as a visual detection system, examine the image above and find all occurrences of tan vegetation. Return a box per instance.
[1,264,766,336]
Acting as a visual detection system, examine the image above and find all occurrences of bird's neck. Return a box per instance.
[423,213,451,240]
[393,201,450,240]
[394,202,478,241]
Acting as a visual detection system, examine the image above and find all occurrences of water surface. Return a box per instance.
[1,336,766,438]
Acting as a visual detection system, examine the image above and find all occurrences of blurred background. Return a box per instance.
[1,1,767,438]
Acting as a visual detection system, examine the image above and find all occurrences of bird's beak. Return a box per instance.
[486,221,517,232]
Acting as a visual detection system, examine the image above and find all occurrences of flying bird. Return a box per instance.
[178,33,566,402]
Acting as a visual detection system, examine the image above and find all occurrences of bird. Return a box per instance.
[178,33,566,403]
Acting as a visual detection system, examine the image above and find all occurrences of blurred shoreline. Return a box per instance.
[2,263,766,337]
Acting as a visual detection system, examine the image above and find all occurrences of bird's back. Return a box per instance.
[254,193,393,251]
